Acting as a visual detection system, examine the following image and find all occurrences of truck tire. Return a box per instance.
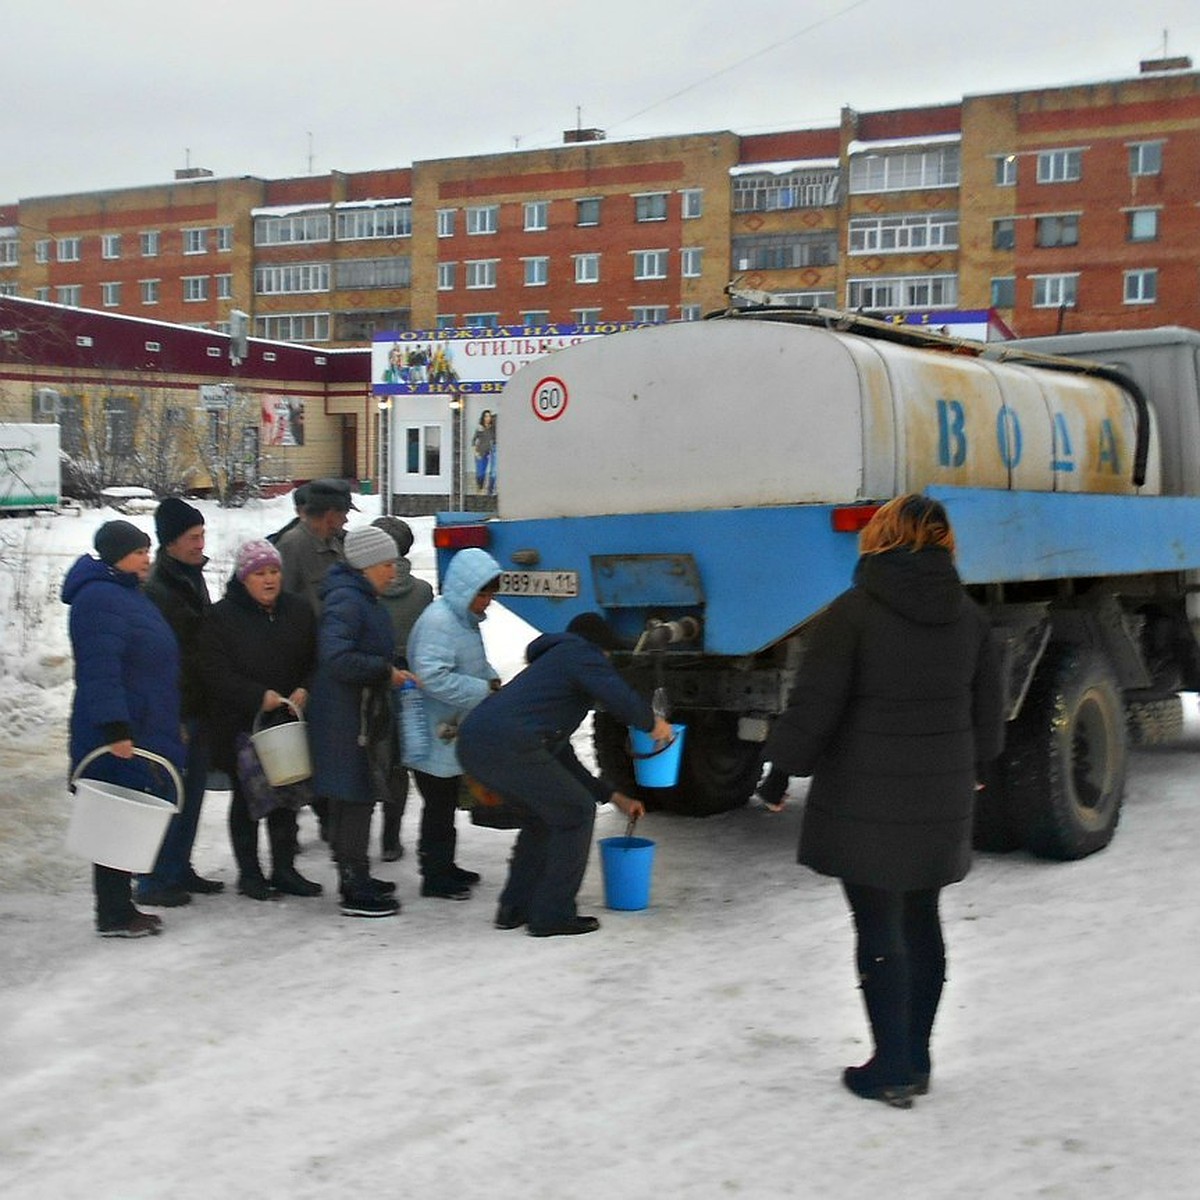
[594,709,759,816]
[1003,646,1126,860]
[1126,695,1184,745]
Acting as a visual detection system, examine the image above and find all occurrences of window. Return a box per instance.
[1124,269,1157,304]
[101,281,121,307]
[405,425,442,476]
[216,225,233,252]
[733,232,836,271]
[335,309,409,341]
[680,304,702,321]
[183,276,208,302]
[254,312,330,342]
[574,308,602,325]
[523,257,548,286]
[35,239,50,264]
[846,274,957,310]
[1036,149,1082,183]
[336,204,412,240]
[848,145,960,193]
[333,257,411,289]
[731,289,835,310]
[0,282,15,296]
[253,213,330,246]
[991,219,1015,251]
[849,213,959,254]
[141,230,160,257]
[634,193,668,222]
[435,314,456,330]
[576,197,601,226]
[574,253,600,284]
[55,285,81,306]
[464,312,499,328]
[466,205,498,235]
[0,236,16,266]
[681,247,703,278]
[1032,274,1078,308]
[1127,209,1159,242]
[254,263,330,294]
[465,260,498,289]
[995,155,1018,186]
[633,250,668,280]
[732,169,840,211]
[34,286,50,301]
[990,276,1015,308]
[437,262,456,291]
[524,201,548,231]
[1129,141,1163,177]
[101,233,121,260]
[184,228,207,255]
[57,237,80,263]
[521,311,549,327]
[104,398,135,456]
[681,189,703,219]
[140,278,160,305]
[437,209,456,238]
[631,306,669,323]
[216,274,232,300]
[1035,214,1079,248]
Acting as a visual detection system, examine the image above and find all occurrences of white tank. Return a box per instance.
[498,320,1160,521]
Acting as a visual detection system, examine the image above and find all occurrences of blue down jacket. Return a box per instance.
[62,554,185,797]
[404,548,501,777]
[308,562,395,804]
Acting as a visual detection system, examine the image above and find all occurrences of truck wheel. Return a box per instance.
[1003,647,1126,860]
[670,710,760,816]
[1126,695,1184,745]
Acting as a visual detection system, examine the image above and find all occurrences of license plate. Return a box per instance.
[497,570,579,597]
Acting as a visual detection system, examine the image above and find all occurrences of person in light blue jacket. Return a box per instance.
[405,547,502,900]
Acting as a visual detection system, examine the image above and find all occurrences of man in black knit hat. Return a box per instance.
[137,497,223,906]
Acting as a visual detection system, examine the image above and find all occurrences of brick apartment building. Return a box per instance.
[2,58,1197,500]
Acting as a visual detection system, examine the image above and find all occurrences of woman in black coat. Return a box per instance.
[199,539,319,901]
[765,494,1004,1107]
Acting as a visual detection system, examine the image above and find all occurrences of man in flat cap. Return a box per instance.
[276,479,355,617]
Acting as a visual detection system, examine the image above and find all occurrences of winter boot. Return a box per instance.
[338,865,399,918]
[844,953,916,1107]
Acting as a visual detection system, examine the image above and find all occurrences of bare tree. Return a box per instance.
[186,385,262,507]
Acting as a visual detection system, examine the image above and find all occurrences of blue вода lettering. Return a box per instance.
[1052,412,1076,473]
[1097,419,1121,474]
[937,399,967,468]
[997,405,1022,469]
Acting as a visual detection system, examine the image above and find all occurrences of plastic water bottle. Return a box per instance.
[396,680,431,762]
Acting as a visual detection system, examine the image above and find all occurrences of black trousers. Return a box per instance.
[410,770,461,880]
[227,776,300,881]
[331,801,374,873]
[842,882,946,1077]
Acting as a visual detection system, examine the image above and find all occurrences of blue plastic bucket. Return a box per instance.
[598,836,656,911]
[629,723,687,788]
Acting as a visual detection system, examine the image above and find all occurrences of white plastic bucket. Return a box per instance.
[251,699,312,786]
[66,746,183,873]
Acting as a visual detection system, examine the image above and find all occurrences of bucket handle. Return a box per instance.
[70,745,184,814]
[252,697,304,735]
[628,733,677,761]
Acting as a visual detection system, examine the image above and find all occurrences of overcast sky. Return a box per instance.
[5,0,1198,201]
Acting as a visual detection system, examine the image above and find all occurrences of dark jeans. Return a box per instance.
[228,775,300,881]
[137,719,208,894]
[411,770,461,881]
[459,738,597,928]
[379,764,409,853]
[330,801,373,873]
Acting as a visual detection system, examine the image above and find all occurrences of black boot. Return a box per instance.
[338,865,399,918]
[270,864,324,897]
[845,954,916,1107]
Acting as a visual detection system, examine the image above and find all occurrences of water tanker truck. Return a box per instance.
[434,307,1200,860]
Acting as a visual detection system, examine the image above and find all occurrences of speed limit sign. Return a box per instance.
[530,376,568,421]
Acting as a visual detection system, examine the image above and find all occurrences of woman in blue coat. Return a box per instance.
[404,547,504,900]
[63,520,185,938]
[457,613,672,938]
[308,526,415,917]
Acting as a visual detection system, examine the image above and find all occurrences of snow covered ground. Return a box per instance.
[1,498,1198,1200]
